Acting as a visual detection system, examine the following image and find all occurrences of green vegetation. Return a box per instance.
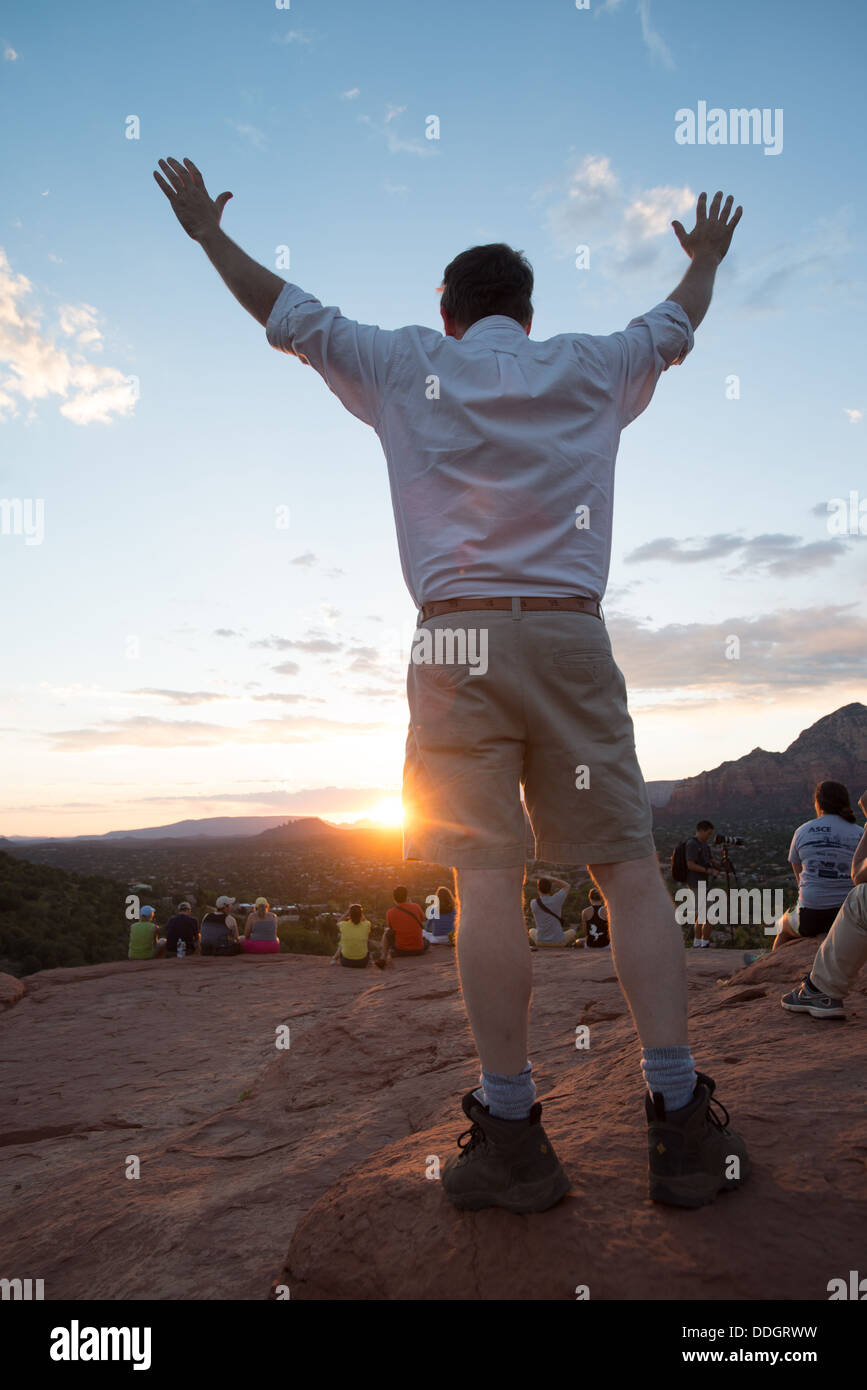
[0,850,127,977]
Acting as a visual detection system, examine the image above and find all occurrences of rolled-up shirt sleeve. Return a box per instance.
[611,299,695,426]
[265,281,395,428]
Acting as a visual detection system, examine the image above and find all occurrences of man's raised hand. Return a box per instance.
[672,191,743,265]
[153,157,232,241]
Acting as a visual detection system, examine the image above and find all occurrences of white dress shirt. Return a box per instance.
[266,284,693,606]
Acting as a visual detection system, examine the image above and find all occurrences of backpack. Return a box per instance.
[670,841,689,883]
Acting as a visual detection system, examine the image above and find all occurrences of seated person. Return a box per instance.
[331,903,374,968]
[773,780,864,950]
[782,791,867,1018]
[242,896,280,954]
[581,888,611,948]
[529,876,576,947]
[128,905,166,960]
[200,895,242,956]
[383,885,429,961]
[423,884,457,945]
[164,901,199,957]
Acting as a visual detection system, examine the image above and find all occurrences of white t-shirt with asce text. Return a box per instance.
[788,815,864,910]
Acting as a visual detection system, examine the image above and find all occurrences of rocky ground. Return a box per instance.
[1,939,863,1300]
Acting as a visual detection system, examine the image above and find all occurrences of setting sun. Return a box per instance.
[369,797,405,826]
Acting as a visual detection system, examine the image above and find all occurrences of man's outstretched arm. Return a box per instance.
[153,156,284,326]
[665,190,743,332]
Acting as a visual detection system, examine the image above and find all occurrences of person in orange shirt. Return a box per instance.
[382,886,429,963]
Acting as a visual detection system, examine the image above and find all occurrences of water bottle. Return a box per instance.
[177,938,186,959]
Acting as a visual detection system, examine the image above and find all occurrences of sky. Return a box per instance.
[1,0,865,837]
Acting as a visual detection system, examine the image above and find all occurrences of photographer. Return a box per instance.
[686,820,719,948]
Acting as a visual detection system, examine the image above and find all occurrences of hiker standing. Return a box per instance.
[155,161,748,1213]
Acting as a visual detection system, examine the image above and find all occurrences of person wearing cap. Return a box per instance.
[164,901,200,957]
[128,906,166,960]
[243,897,280,954]
[200,896,241,956]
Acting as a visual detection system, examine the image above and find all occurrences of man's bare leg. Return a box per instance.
[454,865,530,1075]
[589,853,689,1048]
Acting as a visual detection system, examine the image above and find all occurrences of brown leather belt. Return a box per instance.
[418,595,602,621]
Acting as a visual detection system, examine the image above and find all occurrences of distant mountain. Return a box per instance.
[657,703,867,823]
[254,817,342,844]
[1,816,337,844]
[645,780,682,808]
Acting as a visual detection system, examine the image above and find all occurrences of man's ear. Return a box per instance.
[441,306,459,338]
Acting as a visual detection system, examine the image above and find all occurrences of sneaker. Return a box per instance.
[646,1072,750,1209]
[781,975,845,1019]
[441,1091,571,1213]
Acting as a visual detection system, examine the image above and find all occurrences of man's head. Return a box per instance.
[439,243,534,339]
[537,877,553,895]
[393,885,408,904]
[696,820,714,843]
[588,887,604,905]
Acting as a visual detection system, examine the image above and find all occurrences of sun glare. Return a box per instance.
[369,797,405,826]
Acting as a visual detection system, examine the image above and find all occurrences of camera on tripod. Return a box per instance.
[713,834,745,847]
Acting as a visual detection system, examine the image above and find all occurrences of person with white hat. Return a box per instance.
[200,895,241,956]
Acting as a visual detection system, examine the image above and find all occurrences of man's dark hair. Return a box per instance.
[440,243,534,330]
[696,820,714,832]
[537,877,553,895]
[348,903,363,925]
[393,885,408,903]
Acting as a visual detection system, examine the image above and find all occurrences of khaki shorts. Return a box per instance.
[402,607,655,869]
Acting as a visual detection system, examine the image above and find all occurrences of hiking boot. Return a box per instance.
[646,1072,750,1209]
[781,975,845,1019]
[441,1091,571,1213]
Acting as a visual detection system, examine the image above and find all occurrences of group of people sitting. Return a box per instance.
[332,885,457,969]
[529,877,611,949]
[127,895,281,959]
[332,878,608,970]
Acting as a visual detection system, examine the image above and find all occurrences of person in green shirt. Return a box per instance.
[128,906,166,960]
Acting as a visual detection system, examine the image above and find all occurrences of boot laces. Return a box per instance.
[706,1093,731,1132]
[457,1122,486,1155]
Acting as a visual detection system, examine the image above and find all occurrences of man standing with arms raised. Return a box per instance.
[155,157,747,1213]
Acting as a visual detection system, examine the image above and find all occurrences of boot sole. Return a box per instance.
[443,1166,572,1214]
[781,1000,845,1019]
[650,1156,751,1209]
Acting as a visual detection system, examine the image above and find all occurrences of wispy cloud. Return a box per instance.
[596,0,674,69]
[226,120,266,149]
[357,106,435,157]
[844,408,863,424]
[625,532,849,578]
[132,688,231,706]
[0,248,136,425]
[252,635,341,654]
[637,0,674,69]
[273,30,313,45]
[3,44,18,61]
[542,154,693,271]
[611,604,867,694]
[340,87,360,100]
[44,713,389,752]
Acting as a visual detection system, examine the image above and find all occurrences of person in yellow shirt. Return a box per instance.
[331,903,374,969]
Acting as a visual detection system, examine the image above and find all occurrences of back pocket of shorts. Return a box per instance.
[552,651,613,682]
[413,662,475,690]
